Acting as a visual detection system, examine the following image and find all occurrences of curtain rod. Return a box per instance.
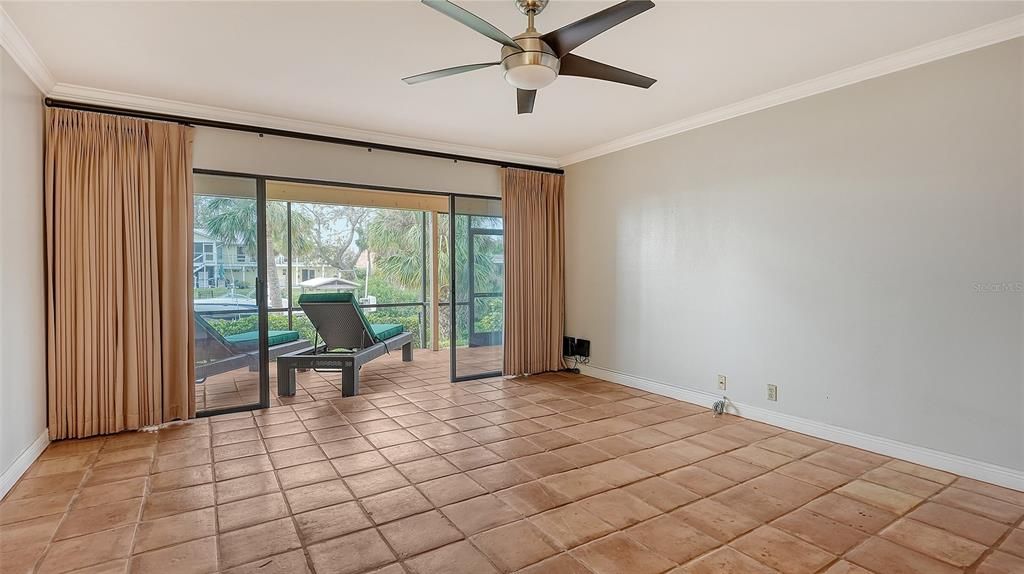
[43,98,565,175]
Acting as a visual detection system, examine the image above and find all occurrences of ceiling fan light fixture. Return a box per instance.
[500,40,560,90]
[504,62,558,90]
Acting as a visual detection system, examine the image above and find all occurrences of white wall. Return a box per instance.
[565,39,1023,477]
[0,46,48,495]
[194,128,502,198]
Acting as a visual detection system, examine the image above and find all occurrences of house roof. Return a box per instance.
[299,277,360,290]
[193,229,218,243]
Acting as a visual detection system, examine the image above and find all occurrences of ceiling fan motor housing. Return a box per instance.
[515,0,549,16]
[501,33,560,90]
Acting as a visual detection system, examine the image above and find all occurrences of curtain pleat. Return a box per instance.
[44,108,195,439]
[502,168,566,376]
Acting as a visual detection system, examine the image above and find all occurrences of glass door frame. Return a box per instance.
[255,178,271,409]
[449,195,504,382]
[193,171,271,418]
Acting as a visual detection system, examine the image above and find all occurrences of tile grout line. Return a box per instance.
[342,389,513,574]
[256,407,321,574]
[810,473,958,574]
[341,376,609,572]
[680,430,1013,573]
[205,416,222,574]
[375,389,749,571]
[305,398,410,572]
[25,437,98,573]
[964,503,1024,573]
[246,388,494,573]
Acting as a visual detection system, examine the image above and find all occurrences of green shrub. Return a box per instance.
[207,308,422,348]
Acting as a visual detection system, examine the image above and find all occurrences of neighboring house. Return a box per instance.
[192,229,222,288]
[194,229,347,291]
[297,276,359,293]
[192,229,259,289]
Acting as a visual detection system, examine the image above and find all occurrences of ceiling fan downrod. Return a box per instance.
[515,0,549,32]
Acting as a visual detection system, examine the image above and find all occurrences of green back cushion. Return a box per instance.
[297,292,358,304]
[224,330,300,347]
[297,292,406,343]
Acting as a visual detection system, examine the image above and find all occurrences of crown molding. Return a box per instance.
[0,5,55,92]
[5,2,553,167]
[558,13,1024,167]
[8,4,1021,169]
[47,83,561,169]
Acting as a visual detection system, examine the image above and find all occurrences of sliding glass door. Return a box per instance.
[191,169,505,416]
[192,173,269,415]
[451,196,505,380]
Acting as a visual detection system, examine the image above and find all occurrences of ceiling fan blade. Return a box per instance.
[403,62,499,85]
[422,0,522,51]
[541,0,654,57]
[558,53,656,88]
[517,89,536,114]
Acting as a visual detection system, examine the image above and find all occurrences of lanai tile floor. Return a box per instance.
[195,347,502,412]
[3,351,1023,574]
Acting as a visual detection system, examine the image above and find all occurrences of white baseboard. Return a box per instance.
[0,430,50,498]
[581,364,1024,492]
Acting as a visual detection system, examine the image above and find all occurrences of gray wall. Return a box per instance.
[0,46,47,492]
[565,39,1023,471]
[194,128,502,198]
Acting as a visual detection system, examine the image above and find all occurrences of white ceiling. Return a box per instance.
[5,1,1023,163]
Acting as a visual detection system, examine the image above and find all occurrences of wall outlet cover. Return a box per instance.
[767,384,778,401]
[718,375,727,390]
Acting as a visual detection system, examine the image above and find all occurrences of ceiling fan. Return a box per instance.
[403,0,657,114]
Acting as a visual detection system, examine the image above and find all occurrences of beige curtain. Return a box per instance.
[45,108,195,439]
[502,167,565,376]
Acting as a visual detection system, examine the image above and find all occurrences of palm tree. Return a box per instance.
[368,210,424,291]
[196,197,311,307]
[370,210,501,299]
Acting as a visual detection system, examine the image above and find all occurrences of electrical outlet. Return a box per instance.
[767,384,778,401]
[718,375,727,390]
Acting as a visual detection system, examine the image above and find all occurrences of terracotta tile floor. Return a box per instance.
[3,353,1024,574]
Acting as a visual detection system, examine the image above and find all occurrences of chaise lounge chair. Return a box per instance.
[276,292,413,397]
[194,312,309,383]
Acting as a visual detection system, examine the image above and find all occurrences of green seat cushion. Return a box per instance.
[224,330,300,347]
[370,324,404,341]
